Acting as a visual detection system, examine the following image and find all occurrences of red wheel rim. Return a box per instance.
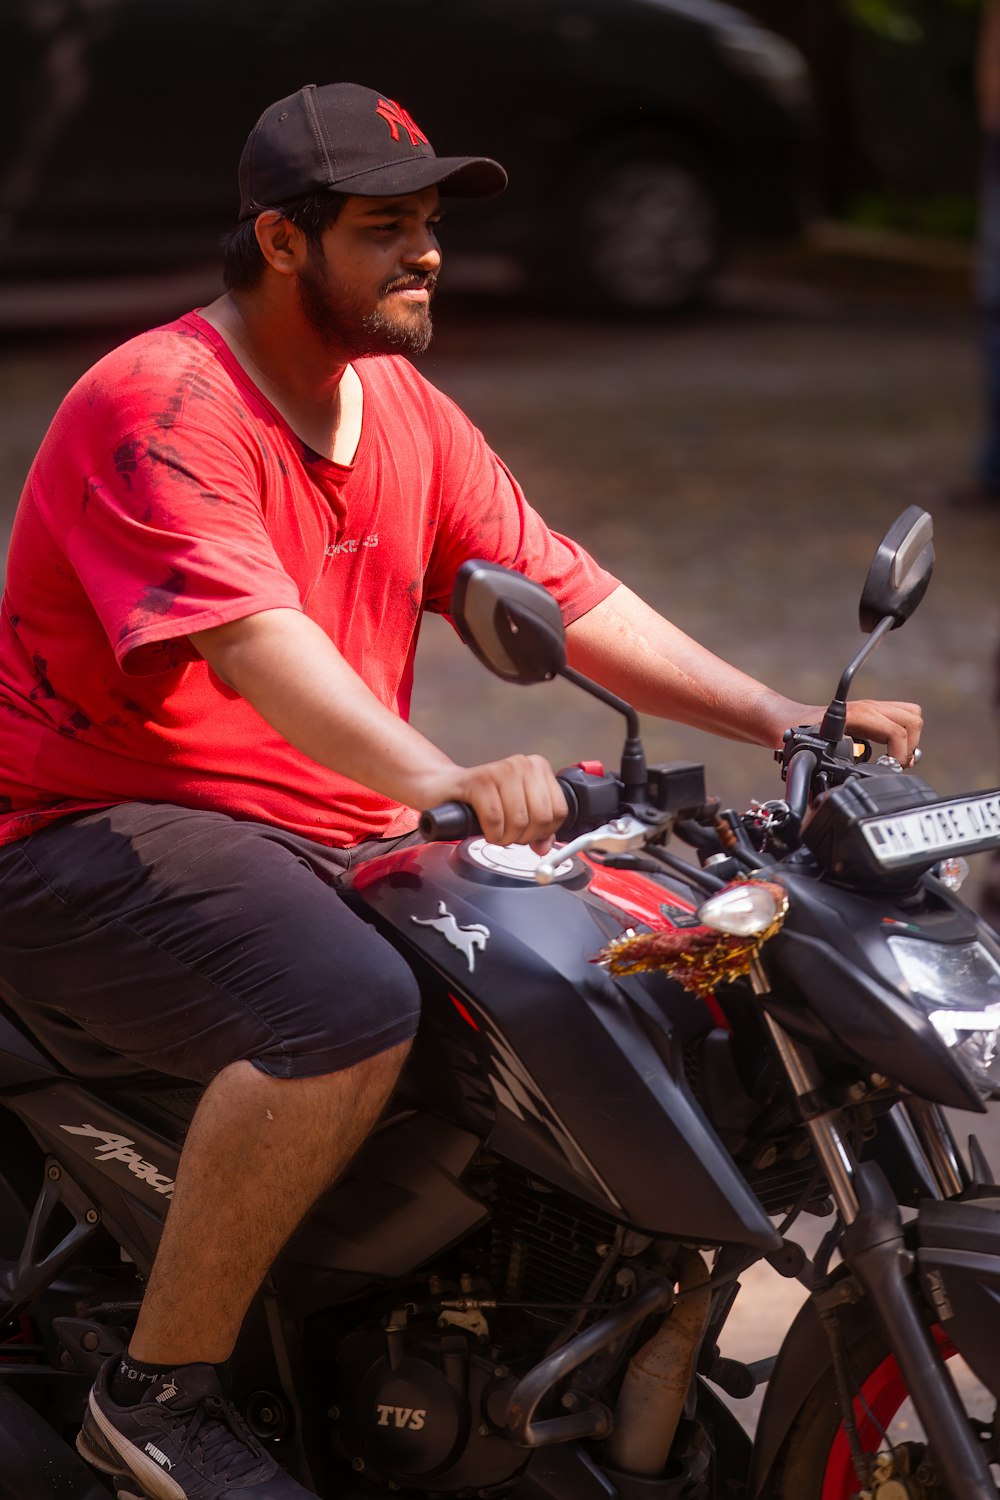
[821,1325,956,1499]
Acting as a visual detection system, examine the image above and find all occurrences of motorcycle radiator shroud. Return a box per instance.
[348,834,779,1252]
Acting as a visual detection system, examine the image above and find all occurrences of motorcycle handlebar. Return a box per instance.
[785,746,820,823]
[419,801,484,841]
[420,772,605,843]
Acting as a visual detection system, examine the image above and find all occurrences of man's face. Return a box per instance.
[296,186,443,357]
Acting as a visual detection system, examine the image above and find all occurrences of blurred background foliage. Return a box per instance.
[744,0,984,237]
[851,0,981,44]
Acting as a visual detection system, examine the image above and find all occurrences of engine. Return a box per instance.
[329,1170,622,1490]
[332,1312,523,1490]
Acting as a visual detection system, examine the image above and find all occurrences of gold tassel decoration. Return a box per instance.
[592,878,788,999]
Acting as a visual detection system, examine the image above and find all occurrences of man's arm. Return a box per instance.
[189,609,566,846]
[565,585,923,764]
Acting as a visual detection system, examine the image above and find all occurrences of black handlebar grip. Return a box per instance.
[785,747,819,823]
[419,776,583,844]
[419,802,482,841]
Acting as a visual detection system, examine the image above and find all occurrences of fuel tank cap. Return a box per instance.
[457,838,579,884]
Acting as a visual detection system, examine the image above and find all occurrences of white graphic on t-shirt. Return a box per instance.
[326,534,379,557]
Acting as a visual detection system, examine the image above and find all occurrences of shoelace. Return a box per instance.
[175,1393,271,1483]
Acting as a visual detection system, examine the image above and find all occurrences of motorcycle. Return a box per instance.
[3,505,1000,1500]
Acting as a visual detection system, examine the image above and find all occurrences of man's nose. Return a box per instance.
[403,233,441,273]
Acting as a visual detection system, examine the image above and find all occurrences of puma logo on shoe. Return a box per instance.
[144,1441,174,1471]
[83,1362,283,1499]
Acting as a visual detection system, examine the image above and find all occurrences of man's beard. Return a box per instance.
[297,248,435,357]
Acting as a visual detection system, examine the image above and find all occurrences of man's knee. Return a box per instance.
[292,1034,412,1093]
[245,938,421,1083]
[336,1034,412,1112]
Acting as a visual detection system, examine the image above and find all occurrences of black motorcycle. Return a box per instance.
[3,506,1000,1500]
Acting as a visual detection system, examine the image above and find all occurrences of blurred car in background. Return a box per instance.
[0,0,812,315]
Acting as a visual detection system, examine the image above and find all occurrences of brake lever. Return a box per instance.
[535,816,653,885]
[876,746,923,773]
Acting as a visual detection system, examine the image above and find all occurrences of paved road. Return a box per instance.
[1,254,998,1441]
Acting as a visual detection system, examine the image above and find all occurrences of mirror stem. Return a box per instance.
[561,667,641,739]
[560,667,648,794]
[621,737,648,796]
[820,614,896,743]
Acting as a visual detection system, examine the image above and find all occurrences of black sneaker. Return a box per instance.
[77,1357,314,1499]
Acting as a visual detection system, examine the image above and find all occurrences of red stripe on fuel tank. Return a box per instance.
[583,860,730,1030]
[448,992,480,1030]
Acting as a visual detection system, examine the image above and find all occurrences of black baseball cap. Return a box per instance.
[238,82,507,219]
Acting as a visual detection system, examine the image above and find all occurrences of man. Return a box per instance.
[0,83,920,1500]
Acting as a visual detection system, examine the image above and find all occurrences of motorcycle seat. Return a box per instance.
[0,982,191,1091]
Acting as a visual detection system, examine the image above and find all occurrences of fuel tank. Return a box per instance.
[348,839,779,1251]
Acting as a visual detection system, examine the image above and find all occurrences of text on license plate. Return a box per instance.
[862,791,1000,867]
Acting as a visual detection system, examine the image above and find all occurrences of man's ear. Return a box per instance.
[254,212,305,277]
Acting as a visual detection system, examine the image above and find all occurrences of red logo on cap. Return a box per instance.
[376,97,429,148]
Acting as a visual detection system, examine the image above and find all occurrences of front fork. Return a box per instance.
[764,1007,997,1497]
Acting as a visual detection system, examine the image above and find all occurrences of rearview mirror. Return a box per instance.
[451,560,567,684]
[859,505,934,632]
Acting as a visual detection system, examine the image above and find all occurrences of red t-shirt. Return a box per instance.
[0,313,617,847]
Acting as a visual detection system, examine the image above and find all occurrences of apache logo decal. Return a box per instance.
[411,902,490,973]
[375,97,429,147]
[60,1123,175,1198]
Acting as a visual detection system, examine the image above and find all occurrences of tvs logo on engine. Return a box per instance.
[376,1404,426,1430]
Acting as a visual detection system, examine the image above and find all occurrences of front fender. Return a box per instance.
[748,1267,880,1499]
[751,1195,1000,1497]
[917,1194,1000,1400]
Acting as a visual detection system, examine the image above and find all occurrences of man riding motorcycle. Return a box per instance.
[0,81,919,1500]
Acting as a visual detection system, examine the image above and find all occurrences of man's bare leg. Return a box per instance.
[129,1041,409,1365]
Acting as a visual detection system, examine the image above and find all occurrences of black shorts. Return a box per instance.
[0,803,422,1084]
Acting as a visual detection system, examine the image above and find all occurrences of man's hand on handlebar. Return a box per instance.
[840,698,923,767]
[790,697,923,767]
[419,755,568,853]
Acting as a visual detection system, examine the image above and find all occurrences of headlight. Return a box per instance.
[889,936,1000,1098]
[713,27,812,110]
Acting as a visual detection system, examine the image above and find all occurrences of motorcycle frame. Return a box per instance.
[2,874,1000,1498]
[4,510,999,1497]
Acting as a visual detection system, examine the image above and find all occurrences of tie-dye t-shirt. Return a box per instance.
[0,312,617,847]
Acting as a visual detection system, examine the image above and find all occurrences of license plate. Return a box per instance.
[861,789,1000,869]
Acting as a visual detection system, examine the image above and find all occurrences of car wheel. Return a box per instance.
[560,137,722,315]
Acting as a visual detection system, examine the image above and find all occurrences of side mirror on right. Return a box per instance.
[819,506,935,746]
[859,505,934,633]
